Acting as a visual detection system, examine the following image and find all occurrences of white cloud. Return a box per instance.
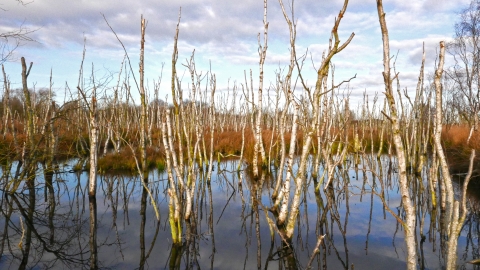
[0,0,472,103]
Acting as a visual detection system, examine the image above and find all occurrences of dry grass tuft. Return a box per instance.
[97,146,165,174]
[442,124,480,171]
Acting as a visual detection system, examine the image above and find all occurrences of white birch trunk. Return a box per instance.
[376,2,417,269]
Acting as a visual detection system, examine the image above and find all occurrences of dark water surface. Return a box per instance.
[1,157,479,269]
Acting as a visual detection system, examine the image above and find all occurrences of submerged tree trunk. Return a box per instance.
[433,42,454,218]
[274,0,354,243]
[253,0,268,178]
[77,41,99,269]
[375,1,417,269]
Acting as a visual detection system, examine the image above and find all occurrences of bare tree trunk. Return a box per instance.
[285,2,353,240]
[250,0,269,178]
[432,42,454,217]
[161,111,182,244]
[2,65,11,138]
[206,72,216,182]
[77,42,99,269]
[83,91,98,198]
[21,57,34,153]
[140,16,148,184]
[275,103,298,225]
[375,1,417,269]
[434,40,475,270]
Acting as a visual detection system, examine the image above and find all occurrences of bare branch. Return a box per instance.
[102,13,140,93]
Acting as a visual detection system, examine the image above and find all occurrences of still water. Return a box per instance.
[1,156,479,269]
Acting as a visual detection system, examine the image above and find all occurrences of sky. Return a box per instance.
[0,0,472,105]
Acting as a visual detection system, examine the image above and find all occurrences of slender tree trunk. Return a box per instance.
[21,58,34,150]
[254,0,268,177]
[2,65,11,138]
[433,41,454,216]
[376,1,417,269]
[87,91,98,199]
[140,16,148,184]
[283,0,353,240]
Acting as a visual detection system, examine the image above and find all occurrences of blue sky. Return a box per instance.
[0,0,471,104]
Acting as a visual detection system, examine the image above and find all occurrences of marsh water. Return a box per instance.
[1,156,480,269]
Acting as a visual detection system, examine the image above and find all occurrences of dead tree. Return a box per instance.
[376,1,417,268]
[269,0,354,249]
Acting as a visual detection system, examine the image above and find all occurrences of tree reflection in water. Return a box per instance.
[0,157,479,269]
[1,168,90,269]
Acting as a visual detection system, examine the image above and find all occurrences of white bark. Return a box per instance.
[376,1,417,268]
[283,0,353,240]
[276,103,298,225]
[252,0,269,178]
